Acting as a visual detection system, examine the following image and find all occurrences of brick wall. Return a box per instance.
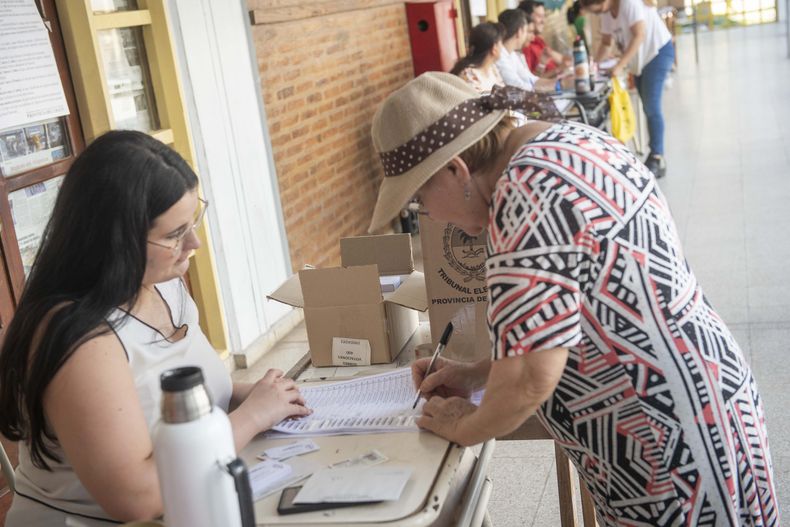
[248,1,414,270]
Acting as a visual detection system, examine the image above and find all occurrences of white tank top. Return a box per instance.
[8,278,232,526]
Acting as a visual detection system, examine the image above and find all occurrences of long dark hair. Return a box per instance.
[450,22,505,75]
[0,130,198,468]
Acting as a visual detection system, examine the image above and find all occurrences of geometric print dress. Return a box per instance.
[486,121,779,526]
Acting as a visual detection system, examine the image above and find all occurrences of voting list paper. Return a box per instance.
[271,368,422,437]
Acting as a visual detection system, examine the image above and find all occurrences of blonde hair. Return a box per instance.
[458,116,517,174]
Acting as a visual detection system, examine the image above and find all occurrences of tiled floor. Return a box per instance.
[235,23,790,526]
[485,23,790,526]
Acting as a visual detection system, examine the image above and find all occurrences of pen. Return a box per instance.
[412,322,454,409]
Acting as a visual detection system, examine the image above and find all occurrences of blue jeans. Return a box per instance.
[636,41,675,156]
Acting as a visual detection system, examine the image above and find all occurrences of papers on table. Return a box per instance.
[258,439,319,461]
[294,467,412,504]
[249,459,291,499]
[249,456,322,501]
[271,368,422,437]
[297,362,398,383]
[329,449,388,469]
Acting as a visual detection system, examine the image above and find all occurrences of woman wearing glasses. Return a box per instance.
[0,130,310,525]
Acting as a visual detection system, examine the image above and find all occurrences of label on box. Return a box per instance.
[331,337,371,366]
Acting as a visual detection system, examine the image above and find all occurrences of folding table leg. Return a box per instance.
[554,443,579,527]
[579,475,598,527]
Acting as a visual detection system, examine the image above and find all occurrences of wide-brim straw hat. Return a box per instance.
[368,72,507,233]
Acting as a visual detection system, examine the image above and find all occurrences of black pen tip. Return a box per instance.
[440,322,454,345]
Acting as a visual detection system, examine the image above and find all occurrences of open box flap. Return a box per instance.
[340,234,413,276]
[299,265,382,307]
[383,271,428,311]
[266,273,304,308]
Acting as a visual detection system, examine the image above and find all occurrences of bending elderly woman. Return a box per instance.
[368,73,778,526]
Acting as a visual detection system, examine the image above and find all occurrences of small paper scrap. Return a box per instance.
[248,459,293,500]
[329,449,388,469]
[258,439,319,461]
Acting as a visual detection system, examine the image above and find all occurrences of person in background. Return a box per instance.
[368,71,778,527]
[496,9,570,93]
[581,0,674,178]
[0,131,310,526]
[518,0,572,76]
[450,22,506,94]
[567,0,588,46]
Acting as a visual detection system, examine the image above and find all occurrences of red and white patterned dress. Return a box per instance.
[487,121,778,526]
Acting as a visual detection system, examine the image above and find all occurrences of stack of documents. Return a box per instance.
[271,368,421,437]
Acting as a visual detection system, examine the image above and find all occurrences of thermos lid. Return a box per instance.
[160,366,205,392]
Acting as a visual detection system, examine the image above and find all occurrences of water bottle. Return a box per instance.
[573,36,591,94]
[152,367,255,527]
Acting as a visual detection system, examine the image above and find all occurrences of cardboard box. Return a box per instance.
[419,216,490,362]
[268,234,428,367]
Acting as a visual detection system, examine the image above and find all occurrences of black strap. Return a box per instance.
[14,490,124,525]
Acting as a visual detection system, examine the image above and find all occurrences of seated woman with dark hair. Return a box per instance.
[450,22,506,94]
[0,130,310,526]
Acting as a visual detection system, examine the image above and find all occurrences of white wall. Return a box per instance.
[167,0,293,351]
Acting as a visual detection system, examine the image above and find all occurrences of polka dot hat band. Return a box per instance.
[379,84,561,179]
[368,72,560,232]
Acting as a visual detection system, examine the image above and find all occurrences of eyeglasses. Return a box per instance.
[147,198,209,253]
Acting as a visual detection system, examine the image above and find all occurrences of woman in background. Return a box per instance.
[451,22,506,94]
[582,0,674,178]
[0,130,309,526]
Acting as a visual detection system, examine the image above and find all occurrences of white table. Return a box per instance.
[241,325,494,527]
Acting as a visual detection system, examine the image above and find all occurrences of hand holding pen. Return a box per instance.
[412,322,454,409]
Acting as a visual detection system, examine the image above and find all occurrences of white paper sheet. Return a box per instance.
[297,362,398,383]
[248,459,292,499]
[249,457,322,501]
[271,368,422,437]
[293,466,412,504]
[258,439,319,461]
[329,449,388,469]
[0,0,70,130]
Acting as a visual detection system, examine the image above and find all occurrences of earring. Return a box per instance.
[464,186,471,201]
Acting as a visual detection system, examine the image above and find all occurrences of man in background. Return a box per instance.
[496,9,568,92]
[495,9,536,90]
[519,0,572,77]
